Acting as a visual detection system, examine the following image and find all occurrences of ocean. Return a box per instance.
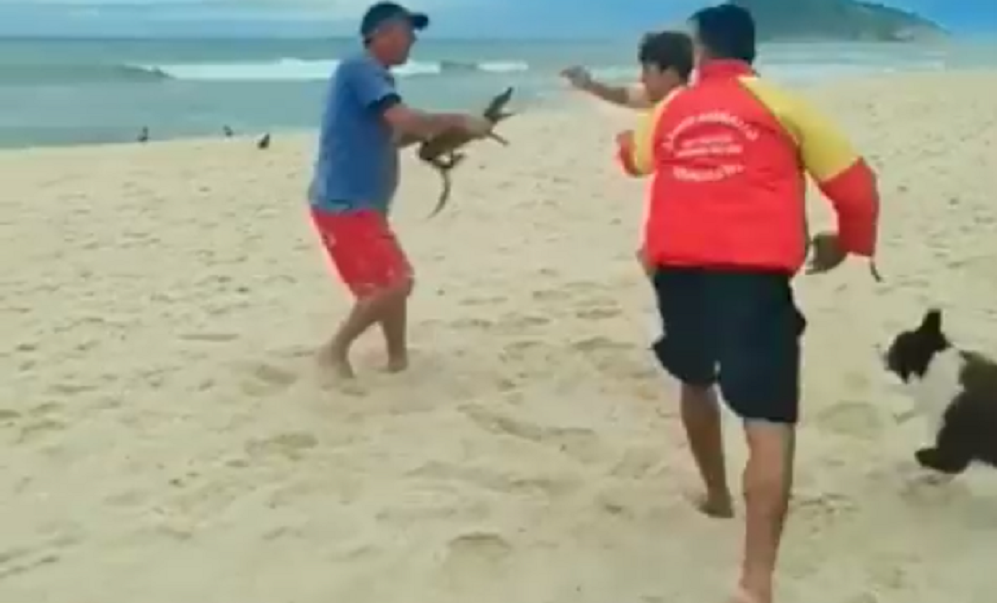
[0,36,995,149]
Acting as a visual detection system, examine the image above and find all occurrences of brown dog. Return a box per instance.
[416,87,514,217]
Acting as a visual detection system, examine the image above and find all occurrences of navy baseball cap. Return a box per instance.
[360,2,430,39]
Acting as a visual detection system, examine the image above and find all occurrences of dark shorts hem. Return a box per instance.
[651,267,805,425]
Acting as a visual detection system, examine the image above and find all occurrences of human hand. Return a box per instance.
[561,65,593,90]
[616,130,635,149]
[805,231,847,275]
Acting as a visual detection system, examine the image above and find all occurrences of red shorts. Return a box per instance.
[310,208,412,298]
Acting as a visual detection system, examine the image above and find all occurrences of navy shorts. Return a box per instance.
[651,267,806,424]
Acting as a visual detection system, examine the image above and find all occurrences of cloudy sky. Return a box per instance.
[0,0,993,37]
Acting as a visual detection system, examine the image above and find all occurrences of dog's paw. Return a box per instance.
[915,447,942,470]
[915,447,967,475]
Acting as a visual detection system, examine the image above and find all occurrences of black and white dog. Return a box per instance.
[883,308,997,475]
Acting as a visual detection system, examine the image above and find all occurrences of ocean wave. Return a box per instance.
[0,62,172,85]
[589,66,638,81]
[129,58,530,82]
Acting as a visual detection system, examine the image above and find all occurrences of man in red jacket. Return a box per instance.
[616,5,880,603]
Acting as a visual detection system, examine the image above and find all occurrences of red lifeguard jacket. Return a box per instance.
[617,60,879,273]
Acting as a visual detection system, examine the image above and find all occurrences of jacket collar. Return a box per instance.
[696,59,756,82]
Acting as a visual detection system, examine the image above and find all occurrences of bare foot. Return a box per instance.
[385,353,409,373]
[318,344,355,379]
[690,491,735,518]
[729,585,768,603]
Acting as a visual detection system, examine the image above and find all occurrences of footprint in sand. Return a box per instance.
[813,400,883,439]
[30,402,63,417]
[574,306,622,320]
[0,551,61,580]
[47,382,98,395]
[611,446,664,479]
[237,362,299,396]
[501,313,550,329]
[499,339,544,362]
[503,339,542,354]
[436,532,513,589]
[18,419,66,443]
[790,491,858,528]
[244,431,318,461]
[570,335,631,353]
[459,405,604,463]
[493,377,519,392]
[446,531,511,562]
[458,295,507,307]
[104,486,155,510]
[531,287,571,302]
[0,534,78,580]
[897,468,967,505]
[410,460,579,498]
[448,317,494,329]
[178,332,239,343]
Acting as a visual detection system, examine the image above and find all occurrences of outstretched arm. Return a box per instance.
[383,104,485,141]
[343,59,486,141]
[561,66,653,110]
[394,132,423,148]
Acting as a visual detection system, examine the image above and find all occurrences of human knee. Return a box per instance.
[381,275,413,300]
[395,275,414,298]
[357,276,413,306]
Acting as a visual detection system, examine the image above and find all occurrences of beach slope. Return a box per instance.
[2,71,997,603]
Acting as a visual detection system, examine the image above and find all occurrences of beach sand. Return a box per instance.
[3,70,997,603]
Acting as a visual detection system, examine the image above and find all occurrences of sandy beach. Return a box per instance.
[3,70,997,602]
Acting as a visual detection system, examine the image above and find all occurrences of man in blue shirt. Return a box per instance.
[309,2,492,379]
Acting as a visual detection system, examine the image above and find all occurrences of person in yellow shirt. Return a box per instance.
[563,31,693,276]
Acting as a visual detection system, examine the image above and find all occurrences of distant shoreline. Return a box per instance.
[2,67,994,154]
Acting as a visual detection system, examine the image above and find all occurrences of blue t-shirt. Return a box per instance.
[309,53,401,214]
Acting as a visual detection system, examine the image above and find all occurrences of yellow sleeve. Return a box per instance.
[740,77,880,256]
[618,90,679,177]
[739,77,859,182]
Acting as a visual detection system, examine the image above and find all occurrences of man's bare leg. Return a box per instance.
[736,421,795,603]
[320,281,410,378]
[379,279,413,372]
[681,383,734,518]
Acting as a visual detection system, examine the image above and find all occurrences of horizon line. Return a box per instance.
[0,31,994,41]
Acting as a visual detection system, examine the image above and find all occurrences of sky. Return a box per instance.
[0,0,994,38]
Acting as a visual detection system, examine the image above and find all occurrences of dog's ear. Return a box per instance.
[920,308,943,335]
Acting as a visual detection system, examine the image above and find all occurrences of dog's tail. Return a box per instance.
[428,168,453,218]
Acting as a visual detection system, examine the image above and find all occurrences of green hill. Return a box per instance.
[731,0,947,41]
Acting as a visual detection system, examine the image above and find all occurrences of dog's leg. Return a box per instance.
[487,132,509,145]
[915,409,974,475]
[449,152,467,167]
[915,448,970,474]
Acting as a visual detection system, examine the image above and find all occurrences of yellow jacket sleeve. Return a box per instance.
[740,78,880,256]
[616,89,680,178]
